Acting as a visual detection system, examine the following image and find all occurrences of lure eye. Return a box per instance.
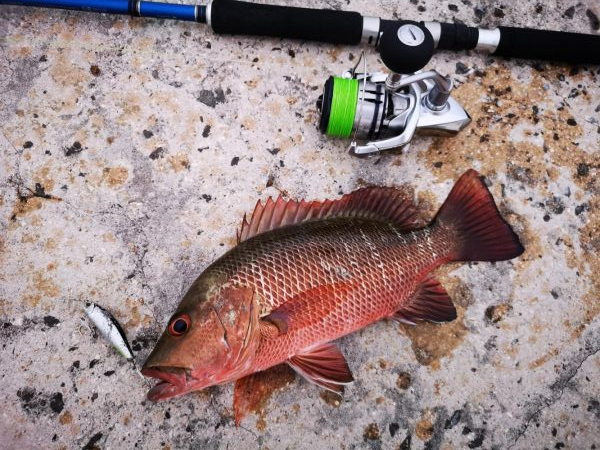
[168,314,191,336]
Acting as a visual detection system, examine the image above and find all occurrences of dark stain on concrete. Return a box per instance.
[82,432,103,450]
[43,315,60,327]
[149,147,166,160]
[17,387,65,417]
[64,141,84,157]
[196,88,226,108]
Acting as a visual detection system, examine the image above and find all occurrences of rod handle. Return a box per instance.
[209,0,363,45]
[494,26,600,65]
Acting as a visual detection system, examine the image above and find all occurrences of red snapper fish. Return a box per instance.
[142,170,524,422]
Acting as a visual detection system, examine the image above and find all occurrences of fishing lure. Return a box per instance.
[85,302,134,360]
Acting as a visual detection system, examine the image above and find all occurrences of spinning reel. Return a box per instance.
[317,22,471,156]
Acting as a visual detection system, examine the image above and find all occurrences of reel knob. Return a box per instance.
[379,21,435,73]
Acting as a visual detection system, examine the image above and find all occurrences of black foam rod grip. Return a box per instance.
[494,26,600,65]
[210,0,363,44]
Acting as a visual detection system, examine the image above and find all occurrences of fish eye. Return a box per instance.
[168,314,191,336]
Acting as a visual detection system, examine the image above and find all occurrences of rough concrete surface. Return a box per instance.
[1,0,599,449]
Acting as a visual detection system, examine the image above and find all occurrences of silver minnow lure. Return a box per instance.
[85,302,134,360]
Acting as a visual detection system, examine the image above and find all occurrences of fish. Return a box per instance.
[141,170,524,423]
[85,302,134,360]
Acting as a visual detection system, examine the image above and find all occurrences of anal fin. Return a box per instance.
[287,343,354,394]
[392,275,457,325]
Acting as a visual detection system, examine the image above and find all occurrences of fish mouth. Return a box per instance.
[141,366,200,401]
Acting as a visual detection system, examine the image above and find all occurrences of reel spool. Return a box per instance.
[317,55,472,156]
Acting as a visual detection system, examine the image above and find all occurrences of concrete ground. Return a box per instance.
[1,0,599,449]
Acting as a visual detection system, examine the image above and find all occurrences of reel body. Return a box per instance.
[317,60,471,156]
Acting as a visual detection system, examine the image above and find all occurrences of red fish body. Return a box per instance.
[142,170,524,421]
[242,219,450,372]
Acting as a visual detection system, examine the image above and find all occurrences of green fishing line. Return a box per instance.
[326,77,358,138]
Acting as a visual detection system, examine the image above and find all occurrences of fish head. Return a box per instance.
[142,278,260,401]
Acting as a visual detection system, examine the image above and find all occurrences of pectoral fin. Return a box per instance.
[259,309,289,339]
[287,343,354,394]
[392,275,457,325]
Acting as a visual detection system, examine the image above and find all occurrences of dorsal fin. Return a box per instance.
[238,187,418,243]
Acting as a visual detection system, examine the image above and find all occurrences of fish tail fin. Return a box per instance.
[433,170,524,262]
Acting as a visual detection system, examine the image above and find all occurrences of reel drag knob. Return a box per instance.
[379,21,435,73]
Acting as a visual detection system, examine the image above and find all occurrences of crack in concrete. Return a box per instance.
[508,331,600,448]
[0,129,26,226]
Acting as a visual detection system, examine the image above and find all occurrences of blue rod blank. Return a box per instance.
[1,0,201,21]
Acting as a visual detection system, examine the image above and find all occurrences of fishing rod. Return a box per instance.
[4,0,600,155]
[6,0,600,68]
